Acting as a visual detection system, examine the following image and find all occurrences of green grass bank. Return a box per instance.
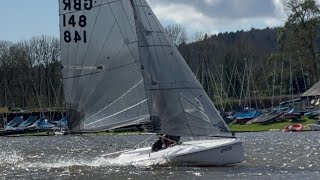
[229,117,316,132]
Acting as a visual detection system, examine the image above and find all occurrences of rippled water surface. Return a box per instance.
[1,132,320,179]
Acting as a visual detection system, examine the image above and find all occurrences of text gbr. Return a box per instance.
[63,0,94,11]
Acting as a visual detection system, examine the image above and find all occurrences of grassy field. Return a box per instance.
[229,117,316,132]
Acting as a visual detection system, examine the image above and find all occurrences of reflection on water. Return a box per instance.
[1,132,320,179]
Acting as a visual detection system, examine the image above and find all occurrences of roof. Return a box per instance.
[302,81,320,97]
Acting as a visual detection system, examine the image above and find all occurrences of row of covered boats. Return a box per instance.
[1,115,68,134]
[226,98,320,125]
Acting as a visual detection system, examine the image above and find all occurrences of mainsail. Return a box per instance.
[59,0,230,136]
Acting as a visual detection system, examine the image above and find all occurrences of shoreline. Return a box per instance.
[229,117,315,133]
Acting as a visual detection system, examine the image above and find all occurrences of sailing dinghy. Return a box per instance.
[59,0,245,166]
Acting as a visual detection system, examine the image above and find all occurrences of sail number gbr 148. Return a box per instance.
[62,0,95,43]
[63,15,87,43]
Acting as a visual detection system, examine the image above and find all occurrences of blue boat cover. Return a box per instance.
[6,116,24,128]
[18,116,37,128]
[233,109,263,120]
[32,117,56,129]
[54,117,68,129]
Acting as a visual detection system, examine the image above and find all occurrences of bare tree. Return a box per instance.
[165,24,188,45]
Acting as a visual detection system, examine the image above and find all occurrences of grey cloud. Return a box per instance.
[148,0,278,19]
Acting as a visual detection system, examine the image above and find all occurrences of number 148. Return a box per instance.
[64,30,87,43]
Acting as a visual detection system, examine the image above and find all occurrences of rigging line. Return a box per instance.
[47,78,52,120]
[205,70,216,107]
[219,69,233,111]
[133,133,156,149]
[180,94,207,114]
[272,60,277,108]
[225,59,238,101]
[299,55,308,92]
[290,56,293,100]
[206,61,221,105]
[119,1,146,66]
[178,95,195,137]
[86,99,148,127]
[213,64,226,110]
[135,0,173,67]
[63,71,103,80]
[5,82,14,107]
[130,0,153,122]
[239,60,247,107]
[75,41,128,112]
[85,80,144,121]
[146,2,172,47]
[138,45,173,48]
[234,66,244,108]
[139,4,161,67]
[72,20,117,112]
[184,110,210,123]
[208,70,222,108]
[32,81,43,114]
[4,82,7,126]
[101,134,160,157]
[64,6,102,119]
[249,60,259,109]
[78,4,104,70]
[299,55,310,108]
[205,67,213,100]
[50,80,64,120]
[19,81,29,108]
[120,0,137,40]
[261,61,271,97]
[70,6,102,113]
[87,0,139,74]
[279,56,285,103]
[221,65,227,111]
[65,10,86,123]
[224,63,240,101]
[84,114,149,130]
[149,87,201,91]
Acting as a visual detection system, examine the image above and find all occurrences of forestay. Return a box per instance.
[59,0,230,136]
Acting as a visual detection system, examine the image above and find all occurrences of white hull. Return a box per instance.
[115,138,245,166]
[308,124,320,131]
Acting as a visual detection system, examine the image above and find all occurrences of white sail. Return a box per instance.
[59,0,230,136]
[59,0,149,131]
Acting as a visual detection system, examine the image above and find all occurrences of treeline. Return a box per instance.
[0,36,62,109]
[173,0,320,110]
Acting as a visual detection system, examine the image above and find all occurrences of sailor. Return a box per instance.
[151,136,163,152]
[162,134,181,148]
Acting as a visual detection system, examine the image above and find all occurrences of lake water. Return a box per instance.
[0,132,320,179]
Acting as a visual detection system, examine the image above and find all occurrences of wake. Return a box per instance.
[0,151,168,170]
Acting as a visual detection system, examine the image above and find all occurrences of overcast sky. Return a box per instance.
[0,0,290,42]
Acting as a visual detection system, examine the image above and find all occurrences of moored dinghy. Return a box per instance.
[58,0,245,166]
[282,124,303,132]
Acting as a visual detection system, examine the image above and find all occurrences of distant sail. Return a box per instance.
[59,0,229,136]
